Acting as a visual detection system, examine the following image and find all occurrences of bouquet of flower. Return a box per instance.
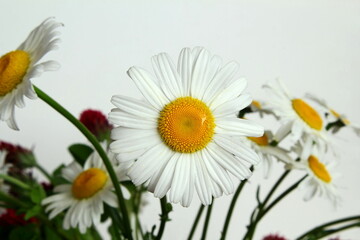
[0,18,359,240]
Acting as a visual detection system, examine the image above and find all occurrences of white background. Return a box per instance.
[1,0,360,239]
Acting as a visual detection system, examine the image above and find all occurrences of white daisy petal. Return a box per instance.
[152,53,183,99]
[190,48,211,99]
[213,94,252,118]
[202,149,234,194]
[110,132,160,153]
[154,153,181,198]
[202,61,239,104]
[216,118,264,137]
[111,95,158,119]
[128,143,171,186]
[214,135,260,165]
[169,154,191,203]
[109,110,157,129]
[177,47,193,96]
[210,78,248,109]
[127,66,169,110]
[180,158,195,207]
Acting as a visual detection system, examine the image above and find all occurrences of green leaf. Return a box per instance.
[30,185,46,204]
[52,164,68,185]
[44,227,62,240]
[24,205,41,220]
[68,143,94,166]
[9,225,38,240]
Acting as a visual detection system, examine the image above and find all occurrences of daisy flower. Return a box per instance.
[306,93,360,136]
[263,79,328,145]
[249,100,277,118]
[42,146,125,233]
[288,137,340,205]
[0,150,11,193]
[246,131,291,178]
[0,18,62,130]
[109,47,264,207]
[0,150,11,215]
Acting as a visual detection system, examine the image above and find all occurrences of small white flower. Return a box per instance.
[0,18,62,130]
[263,79,328,145]
[42,146,125,234]
[109,47,264,207]
[306,93,360,136]
[288,137,340,205]
[245,131,291,178]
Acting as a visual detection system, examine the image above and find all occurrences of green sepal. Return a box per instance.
[68,143,93,166]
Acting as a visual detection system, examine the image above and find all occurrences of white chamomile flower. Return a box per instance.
[289,137,340,205]
[0,150,11,215]
[263,79,328,145]
[0,18,62,130]
[249,100,277,119]
[306,93,360,136]
[109,47,264,207]
[42,147,125,234]
[0,150,11,193]
[245,131,291,178]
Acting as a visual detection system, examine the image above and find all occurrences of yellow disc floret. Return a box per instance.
[292,98,323,130]
[0,50,31,96]
[158,97,215,153]
[248,133,268,146]
[72,168,108,199]
[308,155,332,183]
[252,100,262,109]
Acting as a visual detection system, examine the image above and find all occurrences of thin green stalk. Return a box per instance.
[259,175,307,219]
[34,163,54,184]
[0,173,31,190]
[296,215,360,240]
[34,86,132,240]
[156,196,169,240]
[0,191,27,207]
[221,180,247,240]
[187,205,205,240]
[201,201,214,240]
[244,174,307,240]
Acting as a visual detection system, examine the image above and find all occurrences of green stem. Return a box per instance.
[0,191,27,207]
[187,205,205,240]
[0,173,31,190]
[34,86,132,240]
[34,163,54,184]
[244,174,307,240]
[201,201,214,240]
[156,196,168,240]
[296,215,360,240]
[260,175,307,219]
[221,180,247,240]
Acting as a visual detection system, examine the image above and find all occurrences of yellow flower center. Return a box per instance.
[308,155,331,183]
[72,168,108,199]
[0,50,31,96]
[248,133,268,146]
[158,97,215,153]
[252,100,262,109]
[330,109,340,118]
[292,98,323,130]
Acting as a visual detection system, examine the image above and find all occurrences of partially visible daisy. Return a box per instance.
[0,150,11,215]
[249,100,278,118]
[245,131,292,178]
[263,79,328,145]
[306,93,360,136]
[0,150,11,193]
[0,18,62,130]
[109,47,264,207]
[288,136,340,205]
[42,146,125,233]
